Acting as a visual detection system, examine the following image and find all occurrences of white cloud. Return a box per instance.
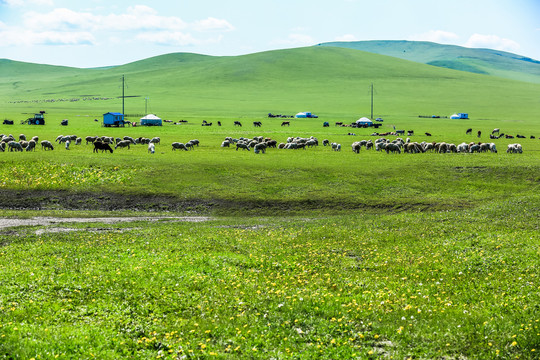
[136,31,225,47]
[1,5,233,47]
[192,17,234,32]
[0,29,94,46]
[273,33,315,46]
[464,34,520,53]
[335,34,358,42]
[408,30,460,44]
[2,0,54,6]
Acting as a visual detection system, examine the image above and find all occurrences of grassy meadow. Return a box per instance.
[0,45,539,358]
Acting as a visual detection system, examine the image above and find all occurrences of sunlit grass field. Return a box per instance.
[1,46,539,358]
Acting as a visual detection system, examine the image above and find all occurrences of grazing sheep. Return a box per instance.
[469,144,481,153]
[425,132,432,136]
[189,139,199,147]
[507,143,522,154]
[488,143,497,153]
[0,143,4,152]
[55,135,63,142]
[221,140,231,147]
[25,140,36,152]
[120,136,134,144]
[172,142,188,151]
[457,143,469,153]
[93,141,114,153]
[115,140,131,150]
[148,143,155,154]
[492,128,500,135]
[8,141,23,152]
[41,140,54,150]
[65,140,70,150]
[149,137,161,144]
[236,142,250,151]
[351,141,361,154]
[234,121,242,127]
[385,143,401,154]
[85,136,97,145]
[19,134,26,141]
[75,137,82,145]
[278,143,286,149]
[331,143,341,151]
[266,140,277,148]
[253,142,266,154]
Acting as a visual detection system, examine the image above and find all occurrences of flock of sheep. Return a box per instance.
[0,131,525,155]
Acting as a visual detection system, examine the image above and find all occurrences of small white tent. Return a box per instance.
[356,117,373,126]
[140,114,162,126]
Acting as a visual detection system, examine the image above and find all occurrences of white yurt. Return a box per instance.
[356,117,373,126]
[140,114,162,126]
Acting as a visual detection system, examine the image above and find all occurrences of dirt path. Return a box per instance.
[0,216,213,230]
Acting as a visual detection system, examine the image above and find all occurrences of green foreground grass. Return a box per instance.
[0,202,539,359]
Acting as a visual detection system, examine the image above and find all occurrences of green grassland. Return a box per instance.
[0,46,539,358]
[319,40,540,84]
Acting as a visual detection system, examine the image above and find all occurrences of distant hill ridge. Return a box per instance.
[318,40,540,84]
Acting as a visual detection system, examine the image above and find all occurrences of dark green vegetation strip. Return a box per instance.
[0,200,539,359]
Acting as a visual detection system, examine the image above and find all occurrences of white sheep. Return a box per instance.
[41,140,54,150]
[148,143,155,154]
[172,142,188,151]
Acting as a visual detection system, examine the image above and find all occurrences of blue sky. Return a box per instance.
[0,0,539,68]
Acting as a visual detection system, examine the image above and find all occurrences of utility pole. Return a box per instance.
[122,75,125,115]
[145,97,149,114]
[370,83,374,120]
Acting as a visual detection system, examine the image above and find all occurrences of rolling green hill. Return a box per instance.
[1,46,539,123]
[318,40,540,84]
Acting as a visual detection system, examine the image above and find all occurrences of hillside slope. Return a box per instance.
[318,40,540,84]
[1,46,540,121]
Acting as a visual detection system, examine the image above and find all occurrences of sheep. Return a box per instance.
[457,143,469,153]
[322,139,330,146]
[278,143,286,149]
[331,142,341,151]
[0,143,4,152]
[8,141,23,152]
[24,140,36,151]
[19,134,26,141]
[55,135,63,142]
[385,143,401,154]
[306,139,318,148]
[172,142,188,151]
[351,141,361,154]
[85,136,97,145]
[65,140,71,150]
[253,142,266,154]
[488,143,497,153]
[149,137,161,144]
[93,141,114,153]
[115,140,131,150]
[492,128,500,135]
[189,139,199,147]
[148,143,155,154]
[75,137,82,145]
[41,140,54,150]
[236,142,250,151]
[123,136,136,144]
[469,144,481,153]
[221,140,231,147]
[507,143,522,154]
[266,140,278,148]
[31,136,39,143]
